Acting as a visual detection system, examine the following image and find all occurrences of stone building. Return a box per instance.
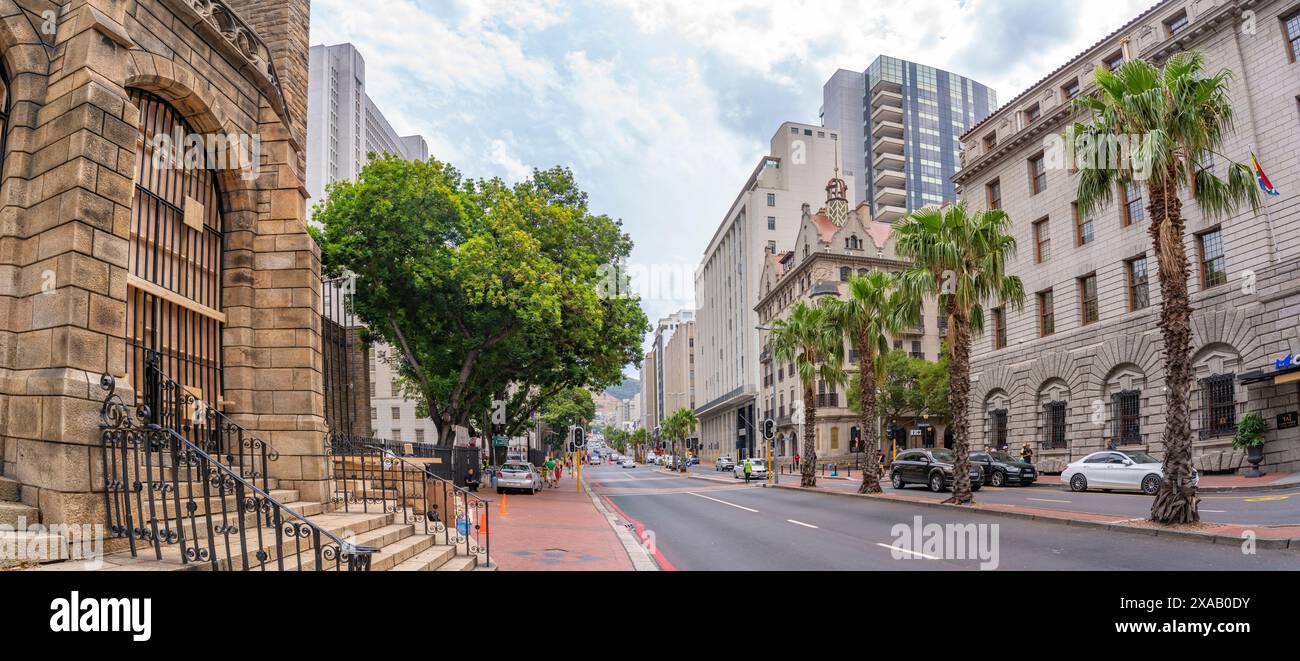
[956,0,1300,473]
[0,0,328,528]
[755,186,945,465]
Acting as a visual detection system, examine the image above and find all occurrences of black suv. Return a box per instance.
[970,451,1037,487]
[889,448,984,493]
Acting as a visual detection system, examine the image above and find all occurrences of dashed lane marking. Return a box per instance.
[876,543,941,560]
[687,492,759,512]
[787,520,819,529]
[1027,498,1073,504]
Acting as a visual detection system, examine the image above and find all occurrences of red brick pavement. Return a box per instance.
[476,472,634,571]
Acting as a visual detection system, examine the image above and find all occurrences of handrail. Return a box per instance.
[100,374,378,570]
[327,433,489,565]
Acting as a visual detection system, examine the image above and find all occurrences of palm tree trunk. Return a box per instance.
[858,340,882,494]
[948,304,975,505]
[802,386,818,487]
[1148,172,1200,524]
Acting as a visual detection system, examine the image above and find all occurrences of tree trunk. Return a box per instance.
[947,305,975,505]
[802,386,818,487]
[1148,172,1200,524]
[858,340,883,494]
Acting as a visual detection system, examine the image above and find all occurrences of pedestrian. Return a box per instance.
[543,456,557,488]
[1021,444,1034,465]
[1106,438,1117,451]
[556,460,564,483]
[464,467,481,493]
[743,458,753,484]
[877,449,887,478]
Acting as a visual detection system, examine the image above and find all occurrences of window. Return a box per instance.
[767,240,776,254]
[1033,218,1051,263]
[1127,256,1150,311]
[986,179,1002,210]
[1078,274,1098,325]
[370,381,376,398]
[391,406,401,420]
[1122,182,1145,226]
[1073,203,1093,246]
[390,429,400,441]
[1028,153,1047,194]
[1287,9,1300,62]
[1038,290,1055,337]
[1199,374,1236,438]
[840,267,852,282]
[415,429,425,443]
[1165,10,1190,36]
[1198,229,1227,288]
[992,307,1007,349]
[370,407,377,420]
[767,193,776,207]
[1024,103,1042,123]
[1043,401,1067,449]
[767,216,776,230]
[1062,78,1081,100]
[990,409,1008,448]
[910,340,923,359]
[983,133,998,151]
[1104,51,1125,71]
[1113,391,1141,445]
[0,65,8,180]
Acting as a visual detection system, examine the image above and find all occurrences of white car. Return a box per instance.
[621,459,636,469]
[733,459,768,480]
[1062,450,1199,495]
[715,456,736,472]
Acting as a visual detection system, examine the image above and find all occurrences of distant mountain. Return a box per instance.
[605,378,640,401]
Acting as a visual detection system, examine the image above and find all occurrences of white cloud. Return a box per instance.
[488,137,534,183]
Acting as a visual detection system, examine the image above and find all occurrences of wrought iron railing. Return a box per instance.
[327,433,489,564]
[99,374,377,570]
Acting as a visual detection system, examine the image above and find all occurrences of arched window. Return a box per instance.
[0,64,10,179]
[126,90,225,417]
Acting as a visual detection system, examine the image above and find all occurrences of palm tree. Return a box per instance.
[663,408,698,472]
[770,300,846,487]
[827,271,910,494]
[895,203,1025,505]
[631,427,649,463]
[1072,53,1261,524]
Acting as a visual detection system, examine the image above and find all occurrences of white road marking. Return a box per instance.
[1027,498,1073,504]
[687,492,758,512]
[877,543,941,560]
[1201,509,1227,513]
[786,519,819,529]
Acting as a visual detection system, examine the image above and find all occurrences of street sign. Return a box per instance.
[762,418,775,440]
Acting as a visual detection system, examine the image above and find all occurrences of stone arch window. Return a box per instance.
[1102,364,1148,446]
[126,90,226,410]
[983,389,1011,448]
[0,63,9,179]
[840,266,852,281]
[845,235,862,250]
[1036,378,1070,450]
[1192,343,1244,440]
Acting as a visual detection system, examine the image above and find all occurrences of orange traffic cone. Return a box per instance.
[498,493,508,517]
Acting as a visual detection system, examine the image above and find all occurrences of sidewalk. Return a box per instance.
[474,475,635,571]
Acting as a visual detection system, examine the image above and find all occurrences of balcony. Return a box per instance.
[872,103,903,125]
[871,88,903,110]
[875,204,907,223]
[816,393,840,408]
[872,119,904,140]
[875,185,907,208]
[874,135,905,156]
[811,282,842,299]
[874,151,905,171]
[874,166,906,189]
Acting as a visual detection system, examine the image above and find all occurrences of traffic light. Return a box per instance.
[762,418,775,440]
[573,426,586,448]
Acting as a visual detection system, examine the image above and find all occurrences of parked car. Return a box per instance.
[1062,451,1199,495]
[715,456,736,472]
[496,462,542,495]
[970,451,1038,487]
[889,448,984,493]
[621,459,636,469]
[732,458,768,480]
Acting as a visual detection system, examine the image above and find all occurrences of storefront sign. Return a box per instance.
[1278,412,1298,430]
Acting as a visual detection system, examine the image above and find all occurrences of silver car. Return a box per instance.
[715,456,736,472]
[496,462,542,495]
[733,459,768,480]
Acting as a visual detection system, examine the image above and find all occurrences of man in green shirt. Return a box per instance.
[743,458,753,484]
[543,458,557,488]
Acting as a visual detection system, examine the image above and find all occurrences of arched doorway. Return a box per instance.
[125,90,225,432]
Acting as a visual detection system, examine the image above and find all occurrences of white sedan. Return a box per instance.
[621,459,636,469]
[732,459,768,480]
[1061,450,1199,495]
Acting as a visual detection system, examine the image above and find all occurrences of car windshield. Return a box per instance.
[502,464,530,472]
[989,452,1020,463]
[1123,452,1159,464]
[930,449,956,463]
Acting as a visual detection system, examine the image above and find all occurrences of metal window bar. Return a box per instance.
[1112,390,1141,445]
[1043,401,1067,449]
[990,409,1008,448]
[1199,375,1236,438]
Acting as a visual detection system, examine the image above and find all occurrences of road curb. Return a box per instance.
[763,483,1300,551]
[582,473,660,571]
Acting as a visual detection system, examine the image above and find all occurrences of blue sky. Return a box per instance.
[310,0,1154,368]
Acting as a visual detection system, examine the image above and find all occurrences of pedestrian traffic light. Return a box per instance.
[762,418,775,440]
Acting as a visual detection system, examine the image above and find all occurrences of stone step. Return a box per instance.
[0,501,39,527]
[0,477,19,502]
[0,530,71,568]
[389,544,459,571]
[435,555,477,571]
[125,489,301,520]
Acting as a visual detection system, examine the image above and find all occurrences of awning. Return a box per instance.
[1240,364,1300,386]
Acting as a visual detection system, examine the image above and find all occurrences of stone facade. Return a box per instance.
[956,0,1300,473]
[755,200,946,465]
[0,0,327,527]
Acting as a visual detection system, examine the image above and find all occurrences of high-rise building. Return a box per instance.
[822,57,997,223]
[640,350,658,435]
[652,311,695,422]
[959,0,1300,474]
[305,43,429,211]
[695,122,854,462]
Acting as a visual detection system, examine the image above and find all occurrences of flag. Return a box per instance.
[1251,152,1279,196]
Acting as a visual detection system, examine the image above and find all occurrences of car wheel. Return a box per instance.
[990,470,1006,487]
[1069,474,1088,492]
[1141,474,1162,495]
[971,483,982,492]
[496,488,503,495]
[929,472,946,493]
[891,472,905,490]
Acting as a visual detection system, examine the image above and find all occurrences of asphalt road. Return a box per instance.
[585,465,1300,571]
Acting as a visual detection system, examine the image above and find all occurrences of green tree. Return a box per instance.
[315,156,647,446]
[827,272,910,494]
[770,300,846,487]
[895,203,1025,505]
[661,408,698,472]
[541,387,596,440]
[630,427,650,462]
[1071,53,1261,524]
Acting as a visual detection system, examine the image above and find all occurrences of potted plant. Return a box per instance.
[1233,413,1268,478]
